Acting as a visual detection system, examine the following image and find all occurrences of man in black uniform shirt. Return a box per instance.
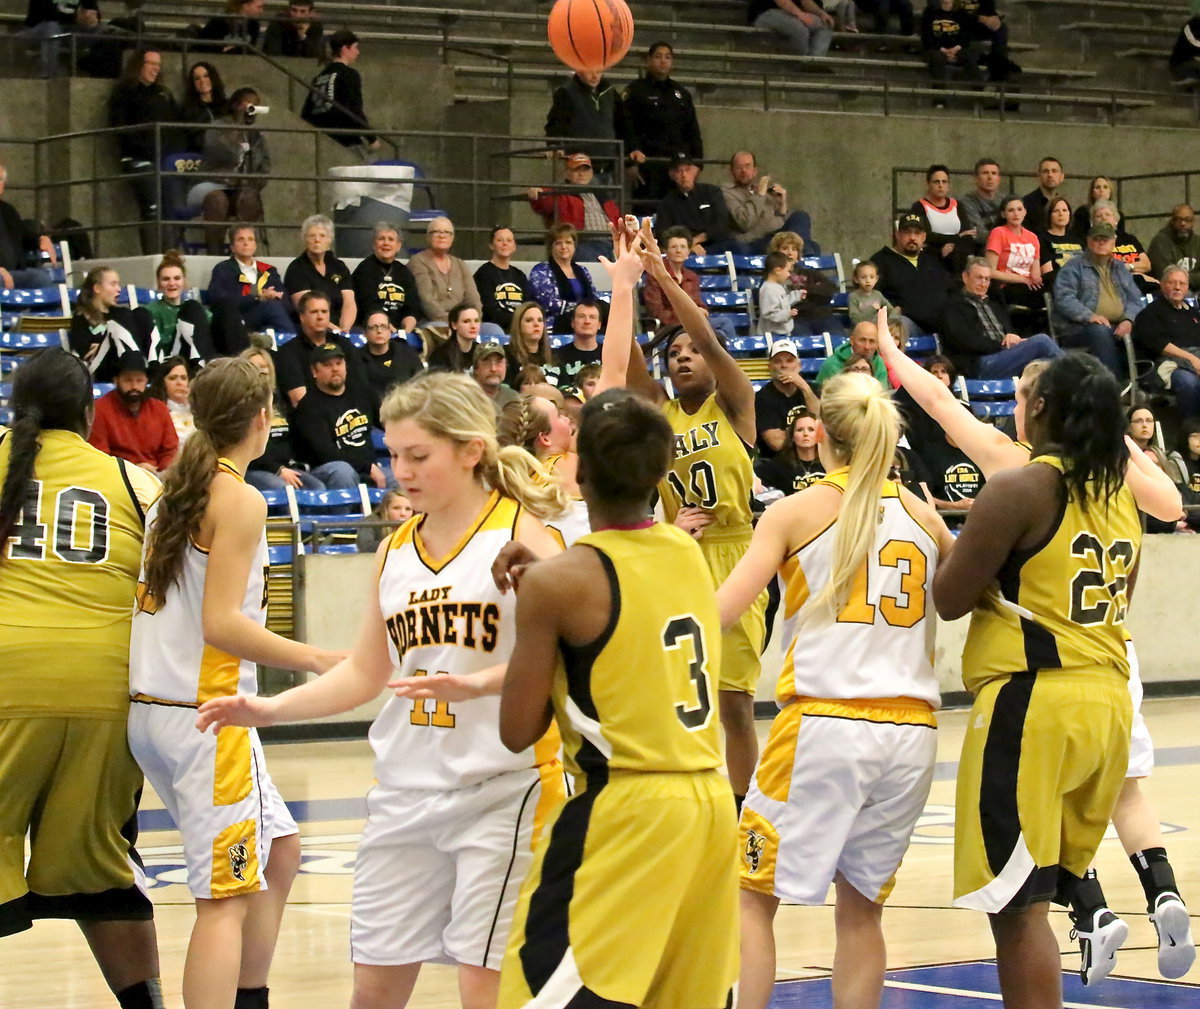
[351,223,419,331]
[622,42,704,207]
[754,340,819,457]
[358,310,422,401]
[292,343,391,488]
[275,291,366,406]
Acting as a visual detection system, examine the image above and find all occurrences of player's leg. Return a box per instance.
[186,894,253,1009]
[989,904,1062,1009]
[737,890,780,1009]
[77,920,164,1008]
[719,689,758,806]
[351,963,421,1009]
[1067,866,1126,986]
[832,874,884,1009]
[458,965,500,1009]
[237,832,301,1000]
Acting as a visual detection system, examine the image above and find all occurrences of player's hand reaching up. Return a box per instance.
[195,694,279,734]
[598,221,647,289]
[874,306,902,362]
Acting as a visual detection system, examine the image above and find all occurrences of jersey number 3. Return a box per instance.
[5,480,110,563]
[662,615,715,731]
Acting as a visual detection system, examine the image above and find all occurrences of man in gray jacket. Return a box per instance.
[1050,222,1143,375]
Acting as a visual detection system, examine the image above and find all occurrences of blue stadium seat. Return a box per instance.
[268,545,293,566]
[685,255,731,271]
[729,336,769,355]
[274,332,297,346]
[698,275,733,291]
[961,378,1017,399]
[316,543,359,554]
[0,331,61,351]
[93,383,114,398]
[257,487,291,518]
[731,255,766,272]
[969,401,1016,418]
[0,286,66,308]
[0,382,10,405]
[701,291,750,310]
[294,488,369,529]
[904,334,941,357]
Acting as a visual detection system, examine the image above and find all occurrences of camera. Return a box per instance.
[245,104,270,121]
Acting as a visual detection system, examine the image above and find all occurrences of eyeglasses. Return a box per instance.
[1173,216,1195,223]
[366,324,391,330]
[430,229,454,236]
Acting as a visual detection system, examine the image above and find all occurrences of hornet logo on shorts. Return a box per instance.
[744,830,766,874]
[228,839,249,882]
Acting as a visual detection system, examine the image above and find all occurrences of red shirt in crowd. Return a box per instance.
[641,262,705,326]
[88,390,179,472]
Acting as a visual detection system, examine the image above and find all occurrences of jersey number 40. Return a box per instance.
[5,479,110,564]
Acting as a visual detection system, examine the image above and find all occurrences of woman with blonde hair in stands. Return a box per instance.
[719,371,954,1009]
[504,301,553,389]
[128,357,342,1009]
[196,371,567,1009]
[875,317,1193,987]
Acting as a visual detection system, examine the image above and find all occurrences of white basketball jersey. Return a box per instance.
[776,470,941,708]
[373,490,555,790]
[130,462,268,704]
[546,497,590,549]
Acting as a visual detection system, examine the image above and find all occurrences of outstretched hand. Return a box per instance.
[598,222,649,288]
[388,670,498,701]
[875,306,901,360]
[195,694,278,734]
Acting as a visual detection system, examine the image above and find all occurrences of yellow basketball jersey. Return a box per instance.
[658,394,754,532]
[553,523,724,780]
[775,469,942,707]
[962,455,1142,692]
[0,428,157,717]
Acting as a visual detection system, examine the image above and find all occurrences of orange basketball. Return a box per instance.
[547,0,635,74]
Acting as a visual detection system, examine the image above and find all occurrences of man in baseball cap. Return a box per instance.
[867,212,953,336]
[527,153,621,261]
[472,341,519,413]
[754,339,818,457]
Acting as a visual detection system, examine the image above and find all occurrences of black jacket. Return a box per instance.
[275,331,366,399]
[870,245,952,334]
[291,385,379,478]
[108,80,179,162]
[621,75,703,161]
[544,75,630,168]
[939,289,1012,376]
[0,200,39,273]
[655,183,732,244]
[263,17,324,58]
[302,61,373,147]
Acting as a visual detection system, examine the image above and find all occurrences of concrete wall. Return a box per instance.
[290,533,1199,728]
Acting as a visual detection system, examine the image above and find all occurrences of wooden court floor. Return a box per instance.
[3,697,1198,1007]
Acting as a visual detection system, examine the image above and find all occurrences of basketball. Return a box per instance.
[547,0,635,74]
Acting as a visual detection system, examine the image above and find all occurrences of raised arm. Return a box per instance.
[595,224,651,396]
[1124,435,1184,521]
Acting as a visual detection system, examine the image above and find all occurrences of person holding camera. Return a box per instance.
[188,86,270,254]
[721,151,816,255]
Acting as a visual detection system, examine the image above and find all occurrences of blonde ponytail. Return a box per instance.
[806,372,900,625]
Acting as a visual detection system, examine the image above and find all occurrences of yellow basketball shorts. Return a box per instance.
[954,668,1131,914]
[498,769,739,1009]
[0,715,152,937]
[700,532,766,695]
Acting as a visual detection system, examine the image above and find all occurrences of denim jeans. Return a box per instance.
[977,333,1063,379]
[753,9,833,57]
[1060,322,1123,376]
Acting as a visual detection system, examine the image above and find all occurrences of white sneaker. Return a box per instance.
[1071,908,1128,986]
[1150,892,1196,979]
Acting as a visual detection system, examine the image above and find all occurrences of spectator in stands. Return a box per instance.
[359,309,422,400]
[816,320,888,386]
[1149,204,1200,292]
[356,490,413,553]
[957,158,1007,251]
[207,225,291,349]
[870,213,952,335]
[754,338,820,457]
[352,222,418,332]
[145,250,213,367]
[474,226,533,331]
[426,302,481,373]
[1127,405,1167,465]
[472,340,520,414]
[1020,155,1062,231]
[301,29,379,153]
[920,0,985,106]
[68,265,152,381]
[911,420,985,516]
[87,349,178,472]
[1167,418,1200,501]
[622,42,704,205]
[108,47,177,254]
[21,0,99,76]
[940,257,1061,378]
[547,300,603,388]
[655,156,739,256]
[0,160,55,289]
[529,223,599,334]
[755,409,825,495]
[284,214,356,331]
[505,301,552,389]
[198,0,263,52]
[544,69,630,177]
[747,0,834,58]
[984,195,1043,327]
[767,232,838,332]
[1050,221,1142,375]
[1039,196,1082,292]
[960,0,1019,82]
[848,259,901,327]
[722,151,813,254]
[149,354,195,446]
[179,62,228,151]
[408,216,483,325]
[263,0,324,59]
[242,346,350,490]
[527,154,622,261]
[292,343,390,488]
[1070,175,1122,239]
[912,163,973,272]
[854,0,914,36]
[190,86,270,254]
[1169,13,1200,84]
[1132,265,1200,418]
[275,290,365,405]
[1093,200,1154,294]
[641,226,737,342]
[820,0,858,31]
[759,251,807,336]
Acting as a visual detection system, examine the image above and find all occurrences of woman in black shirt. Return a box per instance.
[754,410,825,496]
[179,61,228,151]
[284,214,357,332]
